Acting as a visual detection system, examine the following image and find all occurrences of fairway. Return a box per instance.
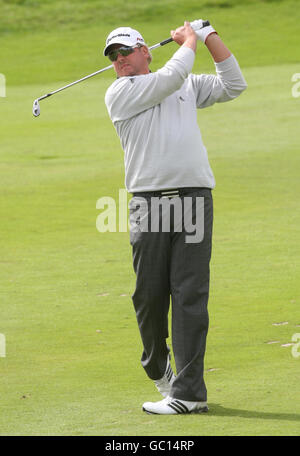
[1,0,300,436]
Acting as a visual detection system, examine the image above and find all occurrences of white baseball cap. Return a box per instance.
[103,27,146,56]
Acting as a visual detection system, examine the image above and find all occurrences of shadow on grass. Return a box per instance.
[208,404,300,422]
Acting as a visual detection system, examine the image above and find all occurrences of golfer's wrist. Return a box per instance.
[182,35,197,53]
[196,25,217,44]
[204,31,219,46]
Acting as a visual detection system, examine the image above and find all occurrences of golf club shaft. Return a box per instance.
[38,36,165,101]
[37,64,114,101]
[37,37,175,102]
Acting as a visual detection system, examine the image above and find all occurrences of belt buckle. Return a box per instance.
[161,189,179,199]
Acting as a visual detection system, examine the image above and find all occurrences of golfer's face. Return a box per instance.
[111,45,150,78]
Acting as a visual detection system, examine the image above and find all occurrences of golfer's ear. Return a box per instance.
[142,46,152,64]
[141,46,148,56]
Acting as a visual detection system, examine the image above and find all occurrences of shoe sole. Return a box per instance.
[142,406,209,415]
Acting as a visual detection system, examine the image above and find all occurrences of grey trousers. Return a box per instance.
[129,188,213,402]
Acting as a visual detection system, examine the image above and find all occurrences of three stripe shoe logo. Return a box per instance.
[167,399,190,414]
[166,363,173,382]
[142,397,209,414]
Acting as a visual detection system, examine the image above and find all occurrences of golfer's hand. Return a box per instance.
[171,21,197,51]
[193,20,217,44]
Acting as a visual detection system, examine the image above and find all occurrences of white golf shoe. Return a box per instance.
[154,356,176,397]
[142,396,209,415]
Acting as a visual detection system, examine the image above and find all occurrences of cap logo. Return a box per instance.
[107,33,131,45]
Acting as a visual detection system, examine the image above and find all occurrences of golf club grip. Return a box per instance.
[159,20,210,47]
[159,37,174,47]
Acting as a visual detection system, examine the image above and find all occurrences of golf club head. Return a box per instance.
[33,99,40,117]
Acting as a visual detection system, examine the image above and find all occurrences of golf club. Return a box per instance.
[32,20,210,117]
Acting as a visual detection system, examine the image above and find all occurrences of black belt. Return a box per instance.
[133,187,210,198]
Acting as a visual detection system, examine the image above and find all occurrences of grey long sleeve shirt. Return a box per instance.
[105,46,247,192]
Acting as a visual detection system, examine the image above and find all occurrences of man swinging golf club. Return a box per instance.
[104,20,247,415]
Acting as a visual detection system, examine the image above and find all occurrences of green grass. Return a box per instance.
[0,0,300,436]
[0,0,290,35]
